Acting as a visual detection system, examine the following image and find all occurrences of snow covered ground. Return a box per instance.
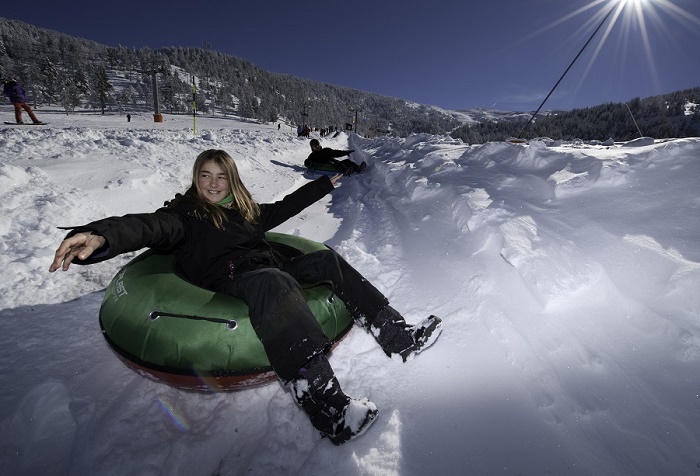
[1,107,699,475]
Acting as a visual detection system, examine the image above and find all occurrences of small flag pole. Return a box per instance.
[192,75,197,135]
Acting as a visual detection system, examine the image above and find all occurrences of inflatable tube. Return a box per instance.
[303,166,340,179]
[99,232,353,391]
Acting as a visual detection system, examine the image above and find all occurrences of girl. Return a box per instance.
[49,149,442,445]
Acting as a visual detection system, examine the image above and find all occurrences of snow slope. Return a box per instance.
[1,108,699,475]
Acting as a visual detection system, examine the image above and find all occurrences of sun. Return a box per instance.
[540,0,700,91]
[516,0,700,132]
[624,0,649,6]
[600,0,700,71]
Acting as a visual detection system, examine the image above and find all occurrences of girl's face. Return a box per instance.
[198,160,231,203]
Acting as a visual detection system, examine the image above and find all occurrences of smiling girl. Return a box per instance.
[49,149,442,445]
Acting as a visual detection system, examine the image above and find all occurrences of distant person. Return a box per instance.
[304,139,366,175]
[127,114,131,122]
[3,76,43,125]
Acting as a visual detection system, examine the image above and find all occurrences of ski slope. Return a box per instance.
[1,110,699,475]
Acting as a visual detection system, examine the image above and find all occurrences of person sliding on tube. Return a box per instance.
[304,139,366,175]
[49,149,442,445]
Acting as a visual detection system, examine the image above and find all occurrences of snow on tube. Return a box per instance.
[99,232,353,392]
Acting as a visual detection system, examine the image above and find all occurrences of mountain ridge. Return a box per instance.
[1,17,697,140]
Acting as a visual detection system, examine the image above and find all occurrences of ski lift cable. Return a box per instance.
[516,2,617,138]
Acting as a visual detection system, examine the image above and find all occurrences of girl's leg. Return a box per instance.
[222,266,378,444]
[283,249,442,362]
[287,353,378,445]
[222,267,330,381]
[281,249,389,325]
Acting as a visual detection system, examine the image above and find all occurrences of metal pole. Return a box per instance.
[152,72,162,123]
[192,76,196,135]
[152,72,159,115]
[301,103,308,126]
[350,108,360,134]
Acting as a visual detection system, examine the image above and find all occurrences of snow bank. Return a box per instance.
[1,110,699,475]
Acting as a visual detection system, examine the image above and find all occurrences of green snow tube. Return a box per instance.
[99,232,353,391]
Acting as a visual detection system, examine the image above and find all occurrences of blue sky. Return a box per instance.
[5,0,700,111]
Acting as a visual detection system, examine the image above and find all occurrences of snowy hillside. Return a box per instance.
[1,107,699,475]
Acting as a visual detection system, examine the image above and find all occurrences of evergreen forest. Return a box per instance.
[2,17,698,142]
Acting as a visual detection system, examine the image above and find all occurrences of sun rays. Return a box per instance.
[515,0,700,113]
[538,0,700,66]
[515,0,699,132]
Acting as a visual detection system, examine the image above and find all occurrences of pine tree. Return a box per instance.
[91,65,113,114]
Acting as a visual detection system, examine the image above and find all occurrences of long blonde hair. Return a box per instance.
[190,149,260,227]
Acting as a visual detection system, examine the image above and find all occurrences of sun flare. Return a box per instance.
[595,0,700,81]
[530,0,700,102]
[623,0,649,6]
[515,0,699,128]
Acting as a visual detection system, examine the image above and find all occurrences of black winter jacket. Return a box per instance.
[68,176,335,291]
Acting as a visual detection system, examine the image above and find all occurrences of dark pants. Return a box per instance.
[220,249,388,381]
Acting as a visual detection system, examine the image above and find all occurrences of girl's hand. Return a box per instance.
[49,232,106,272]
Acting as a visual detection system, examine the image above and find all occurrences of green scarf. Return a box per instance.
[217,194,233,207]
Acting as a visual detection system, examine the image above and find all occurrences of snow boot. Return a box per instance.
[287,354,378,445]
[370,306,443,362]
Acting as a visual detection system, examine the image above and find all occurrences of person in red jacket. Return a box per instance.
[49,149,442,445]
[3,76,43,125]
[304,139,366,175]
